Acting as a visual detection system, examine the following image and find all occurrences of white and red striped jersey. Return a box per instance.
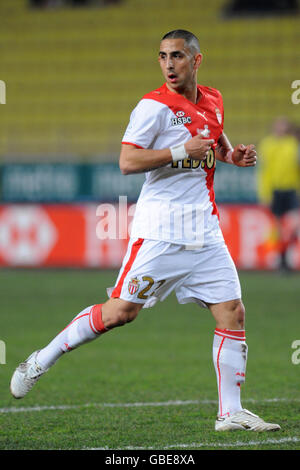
[122,83,225,247]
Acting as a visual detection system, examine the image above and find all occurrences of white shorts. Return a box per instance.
[108,238,241,309]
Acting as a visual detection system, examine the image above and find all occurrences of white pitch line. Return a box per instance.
[86,436,300,450]
[0,397,299,414]
[0,400,206,414]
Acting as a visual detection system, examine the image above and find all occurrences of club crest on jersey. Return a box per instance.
[128,277,140,295]
[171,111,192,126]
[215,107,222,125]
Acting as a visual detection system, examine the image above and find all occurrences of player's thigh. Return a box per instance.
[109,238,191,308]
[176,242,241,308]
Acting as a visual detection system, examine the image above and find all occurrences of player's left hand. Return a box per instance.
[232,144,257,167]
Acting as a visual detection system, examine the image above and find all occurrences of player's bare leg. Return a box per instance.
[101,298,142,329]
[10,298,142,399]
[209,298,245,330]
[208,299,280,431]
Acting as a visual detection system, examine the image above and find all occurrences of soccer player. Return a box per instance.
[11,29,280,432]
[258,117,300,271]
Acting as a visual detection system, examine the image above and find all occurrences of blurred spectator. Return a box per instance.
[257,117,300,270]
[30,0,122,7]
[30,0,64,6]
[222,0,298,18]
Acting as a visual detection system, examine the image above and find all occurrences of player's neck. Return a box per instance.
[166,80,200,104]
[183,85,199,104]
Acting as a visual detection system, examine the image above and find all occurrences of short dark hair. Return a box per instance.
[161,29,200,55]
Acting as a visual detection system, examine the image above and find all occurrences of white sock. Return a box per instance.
[37,304,107,369]
[213,328,248,418]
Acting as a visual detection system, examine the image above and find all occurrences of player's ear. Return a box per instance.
[194,53,203,70]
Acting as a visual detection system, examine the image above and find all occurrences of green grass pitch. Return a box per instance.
[0,269,299,450]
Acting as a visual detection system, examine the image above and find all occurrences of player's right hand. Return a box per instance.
[184,136,215,161]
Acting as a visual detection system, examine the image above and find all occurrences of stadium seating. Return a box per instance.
[0,0,299,160]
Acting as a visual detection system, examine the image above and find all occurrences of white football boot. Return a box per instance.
[10,351,48,399]
[215,409,281,432]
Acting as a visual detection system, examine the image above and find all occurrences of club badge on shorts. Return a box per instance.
[128,277,140,295]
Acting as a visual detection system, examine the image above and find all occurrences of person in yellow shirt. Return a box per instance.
[258,117,300,270]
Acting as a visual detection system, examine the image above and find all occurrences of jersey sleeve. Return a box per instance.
[122,98,164,149]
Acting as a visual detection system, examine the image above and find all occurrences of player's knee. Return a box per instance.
[232,300,245,328]
[104,303,140,329]
[116,308,138,326]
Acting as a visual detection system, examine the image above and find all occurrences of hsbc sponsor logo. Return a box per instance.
[171,112,192,126]
[0,206,57,265]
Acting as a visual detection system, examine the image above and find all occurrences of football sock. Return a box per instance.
[213,328,248,417]
[37,304,108,369]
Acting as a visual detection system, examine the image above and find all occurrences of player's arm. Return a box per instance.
[215,132,257,167]
[119,145,172,174]
[120,136,215,175]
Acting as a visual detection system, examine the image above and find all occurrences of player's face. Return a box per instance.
[158,38,202,93]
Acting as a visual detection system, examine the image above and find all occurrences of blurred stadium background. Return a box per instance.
[0,0,299,270]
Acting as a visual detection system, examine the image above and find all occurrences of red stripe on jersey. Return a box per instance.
[204,163,219,218]
[143,84,208,138]
[142,83,223,140]
[142,83,223,218]
[111,238,144,298]
[122,141,144,149]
